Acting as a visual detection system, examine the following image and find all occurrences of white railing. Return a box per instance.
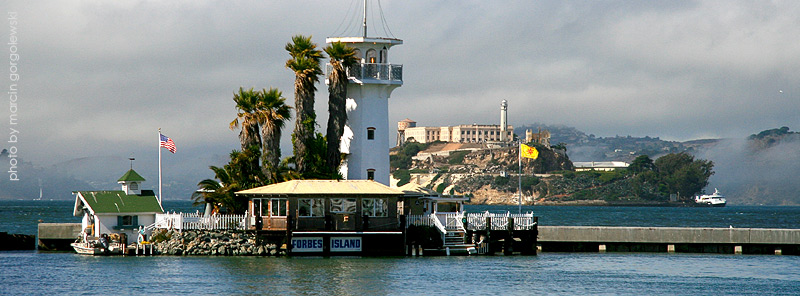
[154,212,249,231]
[406,214,435,227]
[327,63,403,82]
[464,212,537,231]
[436,213,465,231]
[407,212,535,231]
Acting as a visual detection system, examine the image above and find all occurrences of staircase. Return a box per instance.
[435,213,477,255]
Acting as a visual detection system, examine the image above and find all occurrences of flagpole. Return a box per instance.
[158,128,162,207]
[518,142,522,214]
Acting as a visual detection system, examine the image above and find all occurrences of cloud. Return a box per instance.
[2,0,799,190]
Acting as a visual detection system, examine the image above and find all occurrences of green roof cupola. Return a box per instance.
[118,169,146,195]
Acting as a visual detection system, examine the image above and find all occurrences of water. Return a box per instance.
[2,200,799,295]
[1,252,798,295]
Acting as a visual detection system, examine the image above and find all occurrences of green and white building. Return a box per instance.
[73,169,163,244]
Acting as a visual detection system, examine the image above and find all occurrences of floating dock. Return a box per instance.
[538,226,800,255]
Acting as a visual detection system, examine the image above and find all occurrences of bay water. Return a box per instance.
[2,200,799,295]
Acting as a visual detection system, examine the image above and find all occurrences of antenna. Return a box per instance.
[362,0,368,37]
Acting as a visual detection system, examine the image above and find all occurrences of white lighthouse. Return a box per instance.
[500,100,509,142]
[325,2,403,185]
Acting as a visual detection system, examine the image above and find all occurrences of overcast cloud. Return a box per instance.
[3,1,799,181]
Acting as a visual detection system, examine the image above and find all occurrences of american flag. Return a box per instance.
[160,133,176,153]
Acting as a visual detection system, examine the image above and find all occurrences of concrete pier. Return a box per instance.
[38,223,81,251]
[539,226,800,255]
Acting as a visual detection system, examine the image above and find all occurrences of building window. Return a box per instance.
[361,198,388,217]
[330,198,357,213]
[115,215,138,229]
[367,169,375,180]
[367,127,375,140]
[380,47,387,63]
[366,49,377,63]
[299,198,324,217]
[270,198,288,217]
[129,182,138,190]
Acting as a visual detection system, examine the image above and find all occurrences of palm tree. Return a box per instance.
[255,88,291,181]
[194,147,265,214]
[285,35,323,176]
[324,42,358,176]
[230,87,263,174]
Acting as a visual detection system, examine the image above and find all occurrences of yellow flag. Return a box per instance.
[521,144,539,159]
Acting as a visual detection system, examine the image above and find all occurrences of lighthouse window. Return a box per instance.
[129,182,138,190]
[353,49,362,61]
[367,127,376,140]
[380,47,387,63]
[366,49,377,63]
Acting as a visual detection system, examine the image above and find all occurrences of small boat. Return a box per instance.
[694,188,727,207]
[71,234,124,255]
[70,241,123,255]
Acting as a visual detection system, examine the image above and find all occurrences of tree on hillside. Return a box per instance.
[628,155,655,174]
[654,152,714,200]
[324,41,358,176]
[285,35,323,176]
[255,88,292,182]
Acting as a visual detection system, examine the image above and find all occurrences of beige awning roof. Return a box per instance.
[397,183,440,197]
[236,180,403,196]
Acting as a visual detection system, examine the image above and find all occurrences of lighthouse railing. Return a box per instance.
[327,63,403,82]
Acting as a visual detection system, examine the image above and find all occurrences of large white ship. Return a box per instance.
[694,188,727,207]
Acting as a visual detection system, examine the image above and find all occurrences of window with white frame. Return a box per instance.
[330,198,357,213]
[299,198,324,217]
[361,198,388,217]
[270,198,288,217]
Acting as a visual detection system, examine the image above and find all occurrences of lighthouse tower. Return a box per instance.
[325,3,403,185]
[500,100,509,142]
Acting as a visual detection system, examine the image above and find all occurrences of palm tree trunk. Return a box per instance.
[326,63,348,176]
[261,126,282,181]
[293,75,316,175]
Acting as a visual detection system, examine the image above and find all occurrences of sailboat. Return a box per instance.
[34,180,43,200]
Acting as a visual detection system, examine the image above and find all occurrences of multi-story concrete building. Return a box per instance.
[403,124,514,144]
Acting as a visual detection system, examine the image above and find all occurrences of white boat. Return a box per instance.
[694,188,727,207]
[70,234,124,255]
[70,241,124,255]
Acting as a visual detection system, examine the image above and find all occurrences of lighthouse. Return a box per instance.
[325,2,403,185]
[500,100,509,142]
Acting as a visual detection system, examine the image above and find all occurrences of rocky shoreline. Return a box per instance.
[151,229,284,256]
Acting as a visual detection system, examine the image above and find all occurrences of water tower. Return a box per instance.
[397,118,416,146]
[325,1,403,185]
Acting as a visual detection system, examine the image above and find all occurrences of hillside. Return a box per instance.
[392,126,800,206]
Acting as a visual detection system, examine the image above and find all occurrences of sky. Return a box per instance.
[2,1,800,189]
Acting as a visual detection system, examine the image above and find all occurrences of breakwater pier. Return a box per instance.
[539,226,800,255]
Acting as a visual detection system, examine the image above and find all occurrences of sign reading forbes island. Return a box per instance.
[291,237,323,252]
[291,237,362,252]
[330,237,361,252]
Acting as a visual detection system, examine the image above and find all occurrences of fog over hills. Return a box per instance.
[2,126,798,205]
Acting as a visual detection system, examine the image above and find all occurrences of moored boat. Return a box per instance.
[694,188,727,207]
[70,233,124,255]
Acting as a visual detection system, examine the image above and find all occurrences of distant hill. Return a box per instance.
[516,123,719,162]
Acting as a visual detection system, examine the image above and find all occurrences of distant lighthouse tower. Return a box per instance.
[326,1,403,185]
[500,100,509,142]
